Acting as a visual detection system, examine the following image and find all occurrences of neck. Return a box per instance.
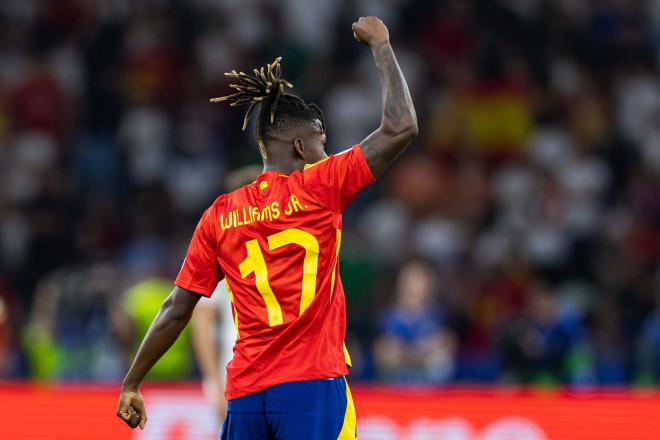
[260,140,305,174]
[262,159,304,175]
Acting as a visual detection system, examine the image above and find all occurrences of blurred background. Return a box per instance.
[2,0,660,438]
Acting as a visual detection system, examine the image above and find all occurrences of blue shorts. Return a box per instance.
[220,376,357,440]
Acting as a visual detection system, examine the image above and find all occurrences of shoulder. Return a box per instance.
[297,146,367,183]
[290,145,375,212]
[210,193,230,207]
[304,146,358,172]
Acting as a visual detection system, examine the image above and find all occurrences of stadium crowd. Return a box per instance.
[2,0,660,387]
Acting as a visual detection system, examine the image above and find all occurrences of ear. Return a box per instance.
[293,138,305,160]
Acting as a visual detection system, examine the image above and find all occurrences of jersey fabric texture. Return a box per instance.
[175,145,374,400]
[220,376,357,440]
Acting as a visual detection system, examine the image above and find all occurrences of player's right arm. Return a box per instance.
[117,286,201,429]
[353,16,418,179]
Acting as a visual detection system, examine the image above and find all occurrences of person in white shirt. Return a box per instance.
[190,165,261,421]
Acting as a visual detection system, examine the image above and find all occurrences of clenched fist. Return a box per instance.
[352,16,389,48]
[117,388,147,430]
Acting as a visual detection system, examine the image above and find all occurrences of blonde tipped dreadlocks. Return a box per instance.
[211,58,326,160]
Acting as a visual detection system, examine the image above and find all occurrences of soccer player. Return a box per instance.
[117,16,417,439]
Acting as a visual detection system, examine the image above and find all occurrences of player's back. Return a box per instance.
[175,145,374,399]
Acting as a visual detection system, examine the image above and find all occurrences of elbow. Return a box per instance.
[161,296,191,323]
[398,123,418,144]
[405,121,419,139]
[406,110,419,138]
[382,118,418,141]
[171,303,191,323]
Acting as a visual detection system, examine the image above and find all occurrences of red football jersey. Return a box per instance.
[175,145,375,399]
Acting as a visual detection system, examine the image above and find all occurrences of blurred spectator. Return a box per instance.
[121,275,194,380]
[636,274,660,385]
[374,259,456,383]
[0,292,16,377]
[498,284,594,385]
[22,263,124,380]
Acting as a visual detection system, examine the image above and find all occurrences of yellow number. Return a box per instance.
[268,229,319,315]
[239,239,283,326]
[237,228,320,327]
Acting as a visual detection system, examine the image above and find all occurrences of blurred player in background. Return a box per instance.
[117,16,417,439]
[191,165,260,421]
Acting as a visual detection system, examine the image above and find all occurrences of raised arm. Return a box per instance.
[117,286,201,429]
[353,16,418,178]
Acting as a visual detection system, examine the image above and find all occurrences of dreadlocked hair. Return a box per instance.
[210,57,326,160]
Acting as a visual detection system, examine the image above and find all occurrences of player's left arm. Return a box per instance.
[117,286,201,430]
[353,16,418,178]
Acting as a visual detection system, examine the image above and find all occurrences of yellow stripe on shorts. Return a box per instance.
[337,378,357,439]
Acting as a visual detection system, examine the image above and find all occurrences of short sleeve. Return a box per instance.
[302,144,375,212]
[175,206,224,297]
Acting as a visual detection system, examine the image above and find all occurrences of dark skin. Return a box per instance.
[262,121,328,175]
[117,15,416,430]
[353,16,418,177]
[117,287,201,429]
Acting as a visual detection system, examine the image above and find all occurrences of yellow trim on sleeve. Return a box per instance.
[303,156,331,171]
